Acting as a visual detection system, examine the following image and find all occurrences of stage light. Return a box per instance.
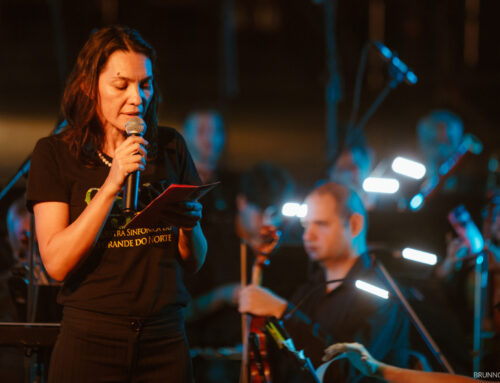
[470,236,484,255]
[355,280,389,299]
[409,193,424,210]
[391,157,426,179]
[406,71,418,85]
[362,177,399,194]
[282,202,307,218]
[297,204,307,218]
[401,247,438,266]
[378,44,391,60]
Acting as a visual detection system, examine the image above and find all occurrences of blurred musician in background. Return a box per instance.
[6,196,31,265]
[0,196,35,381]
[185,162,308,383]
[435,190,500,371]
[328,129,375,211]
[6,196,50,286]
[239,182,410,382]
[182,110,226,185]
[417,109,465,191]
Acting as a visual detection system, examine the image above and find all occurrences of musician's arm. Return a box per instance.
[324,343,478,383]
[185,283,240,322]
[238,284,288,319]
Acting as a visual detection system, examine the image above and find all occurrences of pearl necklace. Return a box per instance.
[97,150,112,168]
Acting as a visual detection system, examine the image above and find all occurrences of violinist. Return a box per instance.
[185,162,307,383]
[435,191,500,372]
[238,182,410,383]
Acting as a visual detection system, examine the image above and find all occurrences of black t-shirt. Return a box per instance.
[26,127,201,317]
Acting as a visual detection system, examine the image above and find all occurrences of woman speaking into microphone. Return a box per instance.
[27,25,206,382]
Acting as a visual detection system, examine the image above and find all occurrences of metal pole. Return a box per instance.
[323,0,342,165]
[220,0,238,100]
[375,260,455,373]
[48,0,68,92]
[472,252,488,372]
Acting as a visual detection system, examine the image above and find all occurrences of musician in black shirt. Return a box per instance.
[239,182,409,382]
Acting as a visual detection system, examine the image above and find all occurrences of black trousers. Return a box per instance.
[49,306,193,383]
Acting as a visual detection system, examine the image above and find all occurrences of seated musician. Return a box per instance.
[239,182,410,382]
[181,109,226,185]
[328,128,375,211]
[6,196,50,285]
[5,196,59,323]
[184,162,308,383]
[435,190,500,372]
[0,197,36,381]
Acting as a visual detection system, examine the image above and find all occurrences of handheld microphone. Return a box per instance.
[372,41,418,85]
[123,116,146,215]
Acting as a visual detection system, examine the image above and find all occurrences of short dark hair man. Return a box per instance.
[239,182,410,382]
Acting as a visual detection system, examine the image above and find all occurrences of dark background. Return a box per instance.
[0,2,498,375]
[0,0,498,246]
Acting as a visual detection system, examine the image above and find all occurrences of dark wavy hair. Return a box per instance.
[60,25,159,164]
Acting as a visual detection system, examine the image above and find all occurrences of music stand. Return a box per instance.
[0,322,60,383]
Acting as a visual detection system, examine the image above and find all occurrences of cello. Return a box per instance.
[240,225,281,383]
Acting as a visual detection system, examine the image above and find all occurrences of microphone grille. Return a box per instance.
[125,116,146,136]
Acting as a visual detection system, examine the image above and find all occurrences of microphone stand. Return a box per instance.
[472,250,488,372]
[353,77,399,135]
[0,157,31,201]
[471,191,499,372]
[0,121,66,201]
[371,256,455,373]
[348,47,410,142]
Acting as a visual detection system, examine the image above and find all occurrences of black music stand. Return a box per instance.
[0,322,60,383]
